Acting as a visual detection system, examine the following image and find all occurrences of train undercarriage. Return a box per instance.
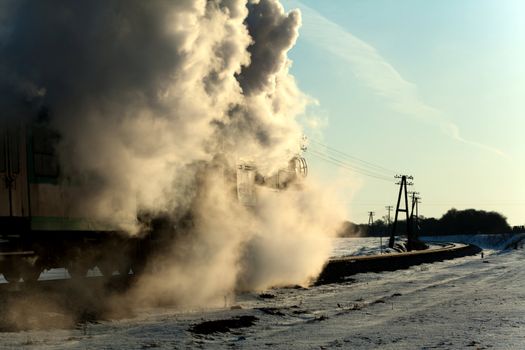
[0,225,140,283]
[0,121,308,283]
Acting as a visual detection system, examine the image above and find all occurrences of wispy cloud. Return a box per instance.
[288,1,508,159]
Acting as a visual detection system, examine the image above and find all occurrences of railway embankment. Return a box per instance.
[316,243,482,285]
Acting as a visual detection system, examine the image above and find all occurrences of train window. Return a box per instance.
[8,131,20,174]
[32,127,59,177]
[0,132,5,173]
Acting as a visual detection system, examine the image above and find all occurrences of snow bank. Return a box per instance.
[421,233,525,251]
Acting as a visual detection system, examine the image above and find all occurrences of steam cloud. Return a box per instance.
[0,0,344,306]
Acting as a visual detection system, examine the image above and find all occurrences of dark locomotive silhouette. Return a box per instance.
[0,120,307,283]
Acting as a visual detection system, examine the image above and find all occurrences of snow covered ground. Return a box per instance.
[330,237,448,258]
[421,233,525,252]
[1,234,524,349]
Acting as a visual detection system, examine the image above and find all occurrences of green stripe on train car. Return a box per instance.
[30,216,117,231]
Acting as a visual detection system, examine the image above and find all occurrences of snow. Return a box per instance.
[331,237,448,258]
[421,233,525,252]
[1,234,524,349]
[331,237,391,257]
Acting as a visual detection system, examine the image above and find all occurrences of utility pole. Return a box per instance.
[368,211,375,226]
[383,206,393,254]
[415,197,420,223]
[412,195,421,236]
[389,175,414,250]
[368,211,377,252]
[408,191,419,220]
[385,205,393,226]
[408,191,421,235]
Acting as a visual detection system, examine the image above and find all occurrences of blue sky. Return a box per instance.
[282,0,524,225]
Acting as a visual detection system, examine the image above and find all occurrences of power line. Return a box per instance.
[309,148,392,180]
[305,137,401,182]
[309,139,396,174]
[309,151,392,182]
[307,149,393,182]
[308,138,398,175]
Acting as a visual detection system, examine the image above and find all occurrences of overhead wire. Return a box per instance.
[308,138,398,175]
[303,137,396,182]
[309,149,392,181]
[307,148,393,182]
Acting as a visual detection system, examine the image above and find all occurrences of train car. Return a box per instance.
[0,120,138,282]
[0,119,307,283]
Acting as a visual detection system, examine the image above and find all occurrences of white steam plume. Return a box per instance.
[0,0,345,304]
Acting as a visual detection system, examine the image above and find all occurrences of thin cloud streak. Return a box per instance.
[289,1,509,159]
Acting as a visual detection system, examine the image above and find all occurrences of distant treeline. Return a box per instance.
[339,208,525,237]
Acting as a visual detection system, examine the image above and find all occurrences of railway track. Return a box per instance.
[0,243,482,331]
[0,243,482,290]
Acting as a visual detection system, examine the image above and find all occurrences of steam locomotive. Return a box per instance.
[0,120,307,283]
